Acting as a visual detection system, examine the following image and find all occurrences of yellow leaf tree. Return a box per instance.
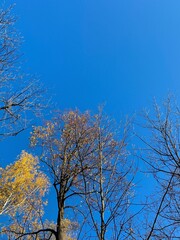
[0,151,49,239]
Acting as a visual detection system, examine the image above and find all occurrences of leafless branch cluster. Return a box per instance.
[138,97,180,239]
[0,5,43,138]
[76,112,135,240]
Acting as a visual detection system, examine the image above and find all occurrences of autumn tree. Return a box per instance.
[138,98,180,239]
[0,5,47,237]
[30,110,97,240]
[29,109,136,240]
[0,151,49,239]
[0,4,42,138]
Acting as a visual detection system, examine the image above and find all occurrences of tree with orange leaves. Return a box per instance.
[29,109,135,240]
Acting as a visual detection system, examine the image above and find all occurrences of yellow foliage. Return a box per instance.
[61,218,78,240]
[0,151,49,216]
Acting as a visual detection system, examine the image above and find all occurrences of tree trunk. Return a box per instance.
[56,205,64,240]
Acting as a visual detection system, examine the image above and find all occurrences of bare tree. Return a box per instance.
[0,5,42,138]
[138,97,180,239]
[77,112,136,240]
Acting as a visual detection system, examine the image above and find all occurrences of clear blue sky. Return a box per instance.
[8,0,180,115]
[2,0,180,232]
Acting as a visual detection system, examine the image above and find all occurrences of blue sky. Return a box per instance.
[2,0,180,234]
[8,0,180,116]
[2,0,179,161]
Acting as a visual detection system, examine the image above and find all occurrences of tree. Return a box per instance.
[30,110,97,240]
[0,4,42,138]
[29,109,135,240]
[138,98,180,239]
[0,5,47,237]
[76,112,136,240]
[0,151,49,239]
